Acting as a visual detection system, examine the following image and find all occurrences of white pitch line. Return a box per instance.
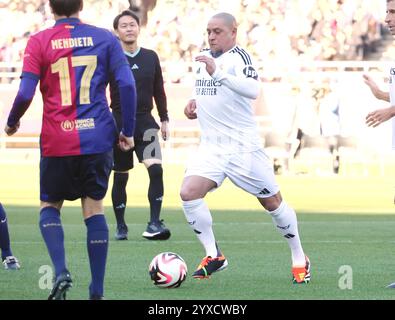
[10,220,395,227]
[11,239,395,245]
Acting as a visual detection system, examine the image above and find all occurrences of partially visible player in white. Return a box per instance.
[180,12,310,283]
[363,0,395,289]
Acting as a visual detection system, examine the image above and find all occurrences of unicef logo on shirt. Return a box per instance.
[61,120,75,132]
[243,66,258,80]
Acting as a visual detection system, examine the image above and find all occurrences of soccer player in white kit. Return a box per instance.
[363,0,395,289]
[180,12,310,284]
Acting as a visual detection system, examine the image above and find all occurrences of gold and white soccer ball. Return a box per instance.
[149,252,188,288]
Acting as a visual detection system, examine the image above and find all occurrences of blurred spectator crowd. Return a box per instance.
[0,0,125,71]
[0,0,389,83]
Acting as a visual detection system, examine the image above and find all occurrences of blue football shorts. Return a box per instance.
[40,151,113,202]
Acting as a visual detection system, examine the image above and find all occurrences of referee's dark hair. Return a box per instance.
[113,10,140,30]
[49,0,83,17]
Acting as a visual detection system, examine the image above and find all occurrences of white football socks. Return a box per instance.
[268,201,306,266]
[182,198,218,257]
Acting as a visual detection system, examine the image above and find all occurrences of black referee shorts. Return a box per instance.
[112,112,162,172]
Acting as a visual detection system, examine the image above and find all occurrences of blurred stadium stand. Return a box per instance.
[0,60,393,173]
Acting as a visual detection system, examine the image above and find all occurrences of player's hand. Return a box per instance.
[195,55,216,75]
[363,74,381,98]
[184,99,197,120]
[161,121,169,141]
[4,121,20,136]
[366,107,395,127]
[119,133,134,151]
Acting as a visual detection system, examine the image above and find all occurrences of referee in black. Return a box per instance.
[110,10,170,240]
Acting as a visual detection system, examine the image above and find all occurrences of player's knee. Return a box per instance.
[180,188,191,201]
[180,186,199,202]
[259,193,282,212]
[82,197,104,219]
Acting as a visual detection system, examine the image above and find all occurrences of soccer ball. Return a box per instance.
[149,252,188,288]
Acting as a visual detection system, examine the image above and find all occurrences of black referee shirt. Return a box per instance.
[110,47,168,122]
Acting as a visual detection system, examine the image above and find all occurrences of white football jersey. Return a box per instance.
[193,46,262,154]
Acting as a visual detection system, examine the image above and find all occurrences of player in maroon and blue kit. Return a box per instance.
[4,0,136,300]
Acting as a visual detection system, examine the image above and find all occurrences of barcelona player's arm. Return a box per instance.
[4,75,38,136]
[116,64,136,151]
[5,35,40,136]
[110,36,137,152]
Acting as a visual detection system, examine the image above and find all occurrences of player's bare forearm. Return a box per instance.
[366,106,395,127]
[363,74,390,102]
[372,89,390,102]
[380,91,390,102]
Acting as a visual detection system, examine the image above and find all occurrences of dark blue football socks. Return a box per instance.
[85,214,108,298]
[39,206,67,277]
[0,203,13,260]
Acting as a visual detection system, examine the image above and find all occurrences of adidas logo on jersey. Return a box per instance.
[131,64,139,70]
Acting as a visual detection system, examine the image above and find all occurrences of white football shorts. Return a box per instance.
[184,148,279,198]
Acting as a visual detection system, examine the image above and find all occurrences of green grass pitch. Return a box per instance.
[1,162,395,300]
